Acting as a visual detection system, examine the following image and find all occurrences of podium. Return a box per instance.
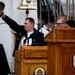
[45,28,75,75]
[15,46,47,75]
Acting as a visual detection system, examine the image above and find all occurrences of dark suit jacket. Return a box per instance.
[2,15,46,56]
[0,44,10,75]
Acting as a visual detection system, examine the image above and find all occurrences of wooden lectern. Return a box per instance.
[15,46,47,75]
[45,28,75,75]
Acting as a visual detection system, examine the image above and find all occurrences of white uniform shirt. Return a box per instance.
[18,31,33,49]
[39,25,51,37]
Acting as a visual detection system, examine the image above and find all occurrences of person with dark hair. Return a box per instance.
[65,20,75,28]
[39,16,54,37]
[0,11,45,56]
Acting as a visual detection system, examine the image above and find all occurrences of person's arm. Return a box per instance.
[1,12,21,32]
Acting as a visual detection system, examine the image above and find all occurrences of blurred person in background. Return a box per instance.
[65,19,75,28]
[55,16,67,28]
[39,17,54,37]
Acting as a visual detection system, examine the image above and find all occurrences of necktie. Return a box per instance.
[43,26,50,31]
[23,38,29,46]
[46,29,50,31]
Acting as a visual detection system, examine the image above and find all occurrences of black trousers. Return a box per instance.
[0,44,10,75]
